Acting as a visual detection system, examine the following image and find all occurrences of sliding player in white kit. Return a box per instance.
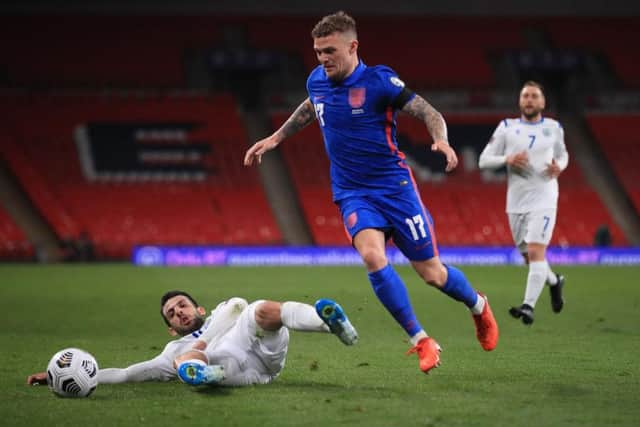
[27,291,358,387]
[478,81,568,325]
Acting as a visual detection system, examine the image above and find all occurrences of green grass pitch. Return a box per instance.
[1,264,639,426]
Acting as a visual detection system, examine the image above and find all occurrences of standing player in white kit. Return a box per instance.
[479,81,568,325]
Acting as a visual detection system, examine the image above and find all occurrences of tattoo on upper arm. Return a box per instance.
[277,99,316,140]
[401,95,448,143]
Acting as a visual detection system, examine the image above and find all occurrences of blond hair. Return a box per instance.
[311,11,357,39]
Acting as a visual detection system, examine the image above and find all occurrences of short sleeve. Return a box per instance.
[373,66,414,107]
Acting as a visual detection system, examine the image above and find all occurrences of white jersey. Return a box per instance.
[98,297,253,385]
[478,117,569,213]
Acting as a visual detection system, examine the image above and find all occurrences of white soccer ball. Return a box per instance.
[46,348,99,398]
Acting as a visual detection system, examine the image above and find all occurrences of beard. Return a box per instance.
[521,107,542,120]
[174,314,205,336]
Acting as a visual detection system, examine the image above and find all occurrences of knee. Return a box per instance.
[420,264,448,288]
[527,244,546,262]
[173,349,207,369]
[359,246,388,271]
[255,301,283,331]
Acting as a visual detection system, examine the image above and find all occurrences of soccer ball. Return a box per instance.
[46,348,99,398]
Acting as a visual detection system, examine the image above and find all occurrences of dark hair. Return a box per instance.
[160,290,199,326]
[311,11,357,39]
[522,80,545,96]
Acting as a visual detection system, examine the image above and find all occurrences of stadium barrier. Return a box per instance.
[133,245,640,267]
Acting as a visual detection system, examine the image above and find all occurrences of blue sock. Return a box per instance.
[368,264,422,336]
[439,265,479,308]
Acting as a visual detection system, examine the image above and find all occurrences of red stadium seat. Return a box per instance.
[0,205,34,260]
[586,113,640,216]
[0,93,283,258]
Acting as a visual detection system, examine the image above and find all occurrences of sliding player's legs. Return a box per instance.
[177,299,358,386]
[175,301,288,386]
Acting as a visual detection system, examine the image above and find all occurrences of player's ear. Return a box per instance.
[349,39,358,54]
[197,306,206,316]
[167,327,178,337]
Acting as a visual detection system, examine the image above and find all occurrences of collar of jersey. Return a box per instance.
[518,116,545,125]
[190,316,212,338]
[327,60,367,87]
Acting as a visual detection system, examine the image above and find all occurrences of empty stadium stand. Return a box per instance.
[0,16,225,88]
[0,93,282,258]
[0,205,34,259]
[586,113,640,214]
[545,17,640,87]
[1,15,528,91]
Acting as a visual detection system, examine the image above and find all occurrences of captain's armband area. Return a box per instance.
[392,87,415,110]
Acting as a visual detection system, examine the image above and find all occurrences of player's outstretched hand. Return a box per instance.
[545,159,562,178]
[27,372,47,385]
[244,136,279,166]
[431,140,458,172]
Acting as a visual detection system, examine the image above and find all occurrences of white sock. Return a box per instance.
[410,330,428,346]
[470,294,486,315]
[545,260,558,285]
[524,261,547,308]
[281,302,329,332]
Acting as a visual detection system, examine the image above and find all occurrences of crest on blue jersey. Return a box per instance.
[390,77,405,87]
[348,88,366,108]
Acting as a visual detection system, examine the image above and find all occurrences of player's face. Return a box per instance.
[313,31,358,82]
[162,295,205,336]
[519,85,545,121]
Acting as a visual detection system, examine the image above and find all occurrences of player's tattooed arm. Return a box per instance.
[274,98,316,142]
[401,95,449,143]
[402,94,458,172]
[244,98,316,166]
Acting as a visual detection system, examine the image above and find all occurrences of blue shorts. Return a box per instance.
[337,190,439,261]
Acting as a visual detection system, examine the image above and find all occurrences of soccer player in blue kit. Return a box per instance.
[244,11,498,374]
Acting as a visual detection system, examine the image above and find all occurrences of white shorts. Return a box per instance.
[508,209,557,253]
[205,300,289,386]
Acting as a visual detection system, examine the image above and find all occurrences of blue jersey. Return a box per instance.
[306,61,416,201]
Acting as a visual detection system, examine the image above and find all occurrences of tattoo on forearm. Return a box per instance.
[402,95,448,143]
[277,99,316,140]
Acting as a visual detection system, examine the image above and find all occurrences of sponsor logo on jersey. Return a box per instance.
[390,76,405,87]
[348,88,366,108]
